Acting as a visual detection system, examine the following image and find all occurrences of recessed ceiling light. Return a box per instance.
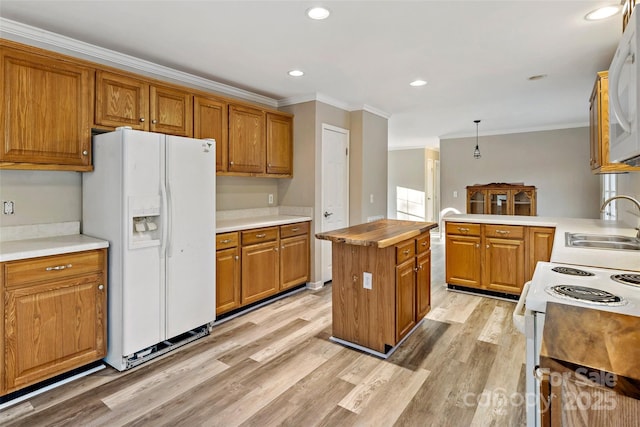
[288,70,304,77]
[528,74,547,81]
[410,79,427,87]
[585,5,621,21]
[307,7,330,20]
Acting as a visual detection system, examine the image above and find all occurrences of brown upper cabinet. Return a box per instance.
[228,104,266,173]
[194,95,228,172]
[0,43,93,171]
[266,112,293,176]
[589,71,640,173]
[95,71,193,137]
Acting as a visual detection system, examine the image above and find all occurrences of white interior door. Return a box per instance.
[321,124,349,283]
[434,160,441,224]
[426,158,434,221]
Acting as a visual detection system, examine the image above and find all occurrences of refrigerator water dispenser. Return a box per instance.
[129,195,161,248]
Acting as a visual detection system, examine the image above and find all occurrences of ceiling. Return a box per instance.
[0,1,623,149]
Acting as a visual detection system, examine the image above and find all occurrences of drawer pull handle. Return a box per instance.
[220,239,232,244]
[291,227,299,232]
[457,227,470,232]
[256,233,267,238]
[421,242,427,246]
[496,230,510,234]
[403,249,410,255]
[46,264,72,271]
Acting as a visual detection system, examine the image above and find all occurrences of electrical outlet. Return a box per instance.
[453,191,458,198]
[3,201,15,215]
[268,194,274,204]
[363,272,372,290]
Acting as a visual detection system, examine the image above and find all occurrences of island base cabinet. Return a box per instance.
[396,259,417,343]
[1,249,107,396]
[416,251,431,319]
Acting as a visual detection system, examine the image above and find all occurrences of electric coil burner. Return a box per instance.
[551,266,595,277]
[545,285,627,306]
[610,273,640,287]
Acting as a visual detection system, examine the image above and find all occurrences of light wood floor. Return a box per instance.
[1,237,526,426]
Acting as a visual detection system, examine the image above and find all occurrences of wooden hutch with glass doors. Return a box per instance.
[466,183,536,216]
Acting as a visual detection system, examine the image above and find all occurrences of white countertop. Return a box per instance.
[216,215,312,233]
[443,214,640,272]
[0,234,109,262]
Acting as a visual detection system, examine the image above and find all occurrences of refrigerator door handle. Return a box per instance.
[166,181,173,257]
[160,177,169,258]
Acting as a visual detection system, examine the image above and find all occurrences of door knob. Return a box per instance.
[324,211,333,218]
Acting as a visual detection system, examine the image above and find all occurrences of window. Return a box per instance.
[396,186,425,221]
[601,174,617,220]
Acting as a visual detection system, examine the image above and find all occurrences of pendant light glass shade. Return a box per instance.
[473,119,481,159]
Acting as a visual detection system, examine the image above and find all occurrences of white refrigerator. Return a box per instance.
[82,128,216,371]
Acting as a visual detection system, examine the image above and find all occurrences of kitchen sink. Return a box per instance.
[565,232,640,251]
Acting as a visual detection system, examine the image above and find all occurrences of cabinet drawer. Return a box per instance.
[216,232,239,249]
[416,232,430,254]
[396,241,416,264]
[280,222,309,239]
[446,222,481,236]
[4,250,104,288]
[484,224,524,239]
[241,227,278,245]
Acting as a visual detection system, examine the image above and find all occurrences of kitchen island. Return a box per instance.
[316,219,437,357]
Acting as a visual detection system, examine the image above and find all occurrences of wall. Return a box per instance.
[387,148,425,219]
[216,176,279,211]
[440,127,600,218]
[616,172,640,228]
[349,110,388,224]
[0,170,81,226]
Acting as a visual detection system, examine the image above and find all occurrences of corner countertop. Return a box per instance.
[315,219,438,248]
[540,302,640,400]
[443,214,639,271]
[0,234,109,262]
[216,215,312,233]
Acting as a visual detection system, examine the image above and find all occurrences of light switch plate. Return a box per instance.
[3,201,14,215]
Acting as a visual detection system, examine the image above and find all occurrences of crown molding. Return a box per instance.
[278,93,390,119]
[440,121,589,139]
[0,18,278,108]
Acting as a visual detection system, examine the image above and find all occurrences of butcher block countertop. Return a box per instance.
[315,219,437,248]
[540,302,640,400]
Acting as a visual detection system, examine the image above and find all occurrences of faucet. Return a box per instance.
[600,195,640,238]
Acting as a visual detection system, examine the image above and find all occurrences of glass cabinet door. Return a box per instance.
[467,190,486,214]
[513,190,535,216]
[488,190,511,215]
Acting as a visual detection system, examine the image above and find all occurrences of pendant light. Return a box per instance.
[473,119,482,159]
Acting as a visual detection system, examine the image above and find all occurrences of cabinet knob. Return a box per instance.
[139,118,145,122]
[486,244,490,248]
[152,119,157,124]
[403,249,410,255]
[414,267,419,273]
[230,161,235,165]
[98,284,104,290]
[235,256,239,260]
[475,243,480,248]
[82,150,88,156]
[274,247,279,252]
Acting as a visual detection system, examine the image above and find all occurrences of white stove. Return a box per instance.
[513,261,640,427]
[525,261,640,315]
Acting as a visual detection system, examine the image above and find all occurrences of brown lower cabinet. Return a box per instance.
[445,221,555,295]
[331,231,432,354]
[0,249,107,396]
[215,221,310,316]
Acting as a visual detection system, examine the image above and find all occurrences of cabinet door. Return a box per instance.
[150,85,193,137]
[527,227,555,281]
[229,104,265,173]
[4,274,106,392]
[95,71,148,130]
[484,237,525,294]
[0,47,93,169]
[589,75,603,171]
[396,259,416,342]
[241,241,279,304]
[467,189,487,214]
[280,234,309,290]
[488,190,511,215]
[416,251,431,320]
[266,112,293,176]
[445,234,481,288]
[216,247,240,315]
[195,96,228,172]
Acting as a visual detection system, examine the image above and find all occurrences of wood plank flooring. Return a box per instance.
[1,237,527,426]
